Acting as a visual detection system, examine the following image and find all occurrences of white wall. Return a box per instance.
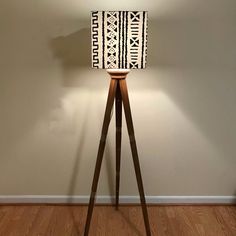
[0,0,235,198]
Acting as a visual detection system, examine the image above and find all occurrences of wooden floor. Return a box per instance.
[0,205,235,236]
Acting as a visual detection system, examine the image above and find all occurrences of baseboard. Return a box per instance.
[0,195,235,204]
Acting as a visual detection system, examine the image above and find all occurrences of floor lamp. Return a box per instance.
[84,11,151,236]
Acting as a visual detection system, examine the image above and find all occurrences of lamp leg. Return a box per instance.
[84,79,118,236]
[119,79,152,236]
[115,82,122,210]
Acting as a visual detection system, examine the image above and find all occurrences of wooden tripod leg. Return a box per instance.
[119,79,152,236]
[84,79,118,236]
[115,82,122,210]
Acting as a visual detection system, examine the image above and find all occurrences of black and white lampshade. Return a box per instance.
[91,11,148,69]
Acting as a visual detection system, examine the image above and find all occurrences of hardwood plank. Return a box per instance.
[46,206,80,236]
[0,206,25,235]
[154,206,175,236]
[214,206,236,236]
[0,205,235,236]
[8,206,40,236]
[27,205,54,236]
[63,206,87,236]
[0,206,16,235]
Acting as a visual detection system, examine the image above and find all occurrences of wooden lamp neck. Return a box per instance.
[106,69,130,80]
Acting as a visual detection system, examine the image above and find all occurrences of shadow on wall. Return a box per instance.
[51,25,116,198]
[51,27,90,68]
[50,27,92,87]
[67,96,90,201]
[233,190,236,204]
[104,141,115,198]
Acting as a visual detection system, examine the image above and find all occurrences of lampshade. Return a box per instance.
[91,11,148,69]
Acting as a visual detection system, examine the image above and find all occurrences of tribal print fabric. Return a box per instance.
[91,11,148,69]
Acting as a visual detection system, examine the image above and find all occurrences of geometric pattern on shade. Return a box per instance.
[91,11,148,69]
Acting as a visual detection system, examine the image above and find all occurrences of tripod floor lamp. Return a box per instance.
[84,11,151,236]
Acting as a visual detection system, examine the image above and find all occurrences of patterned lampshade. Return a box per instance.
[91,11,148,69]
